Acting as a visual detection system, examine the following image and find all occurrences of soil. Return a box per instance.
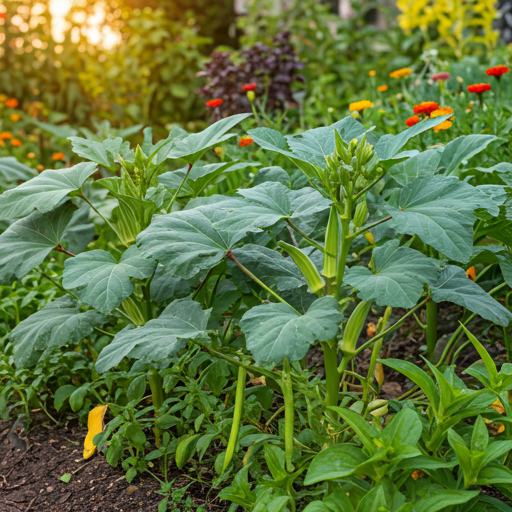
[0,419,227,512]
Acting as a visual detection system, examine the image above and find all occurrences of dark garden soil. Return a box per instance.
[0,419,227,512]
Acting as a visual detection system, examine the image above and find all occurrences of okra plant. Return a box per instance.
[1,111,512,511]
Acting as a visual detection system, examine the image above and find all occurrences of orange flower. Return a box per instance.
[349,100,374,112]
[433,120,452,132]
[466,266,476,281]
[0,131,13,140]
[368,70,376,77]
[242,83,257,91]
[37,164,44,172]
[206,98,223,108]
[27,152,36,159]
[389,67,412,79]
[405,115,419,127]
[239,136,253,148]
[10,113,20,122]
[413,101,439,115]
[486,65,509,77]
[366,322,376,338]
[0,140,5,147]
[467,83,491,94]
[411,470,425,480]
[430,107,454,118]
[51,152,65,161]
[377,85,388,92]
[5,98,19,108]
[11,138,21,147]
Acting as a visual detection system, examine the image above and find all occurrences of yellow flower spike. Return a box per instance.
[83,405,108,459]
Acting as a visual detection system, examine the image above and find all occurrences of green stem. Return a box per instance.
[142,284,153,321]
[222,365,246,472]
[425,300,438,362]
[281,358,295,473]
[149,371,164,448]
[322,341,340,407]
[227,251,299,313]
[351,216,392,239]
[166,163,192,213]
[505,326,512,363]
[79,192,121,241]
[353,172,387,200]
[285,219,331,256]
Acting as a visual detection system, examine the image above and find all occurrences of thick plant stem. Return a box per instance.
[426,300,438,362]
[322,341,340,407]
[149,371,164,447]
[223,366,246,473]
[281,358,295,473]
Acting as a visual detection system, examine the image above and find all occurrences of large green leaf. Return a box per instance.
[0,162,97,219]
[439,134,499,175]
[0,202,75,285]
[62,204,96,254]
[68,137,131,170]
[10,296,107,367]
[388,148,443,187]
[95,299,210,372]
[0,157,37,184]
[304,444,367,485]
[137,207,247,279]
[166,113,252,164]
[62,246,156,314]
[374,115,451,161]
[471,245,512,287]
[345,240,439,308]
[430,265,512,327]
[385,175,497,262]
[240,296,342,364]
[414,490,480,512]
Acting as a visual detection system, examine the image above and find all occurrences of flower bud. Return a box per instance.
[349,138,358,155]
[353,200,368,228]
[247,90,255,102]
[214,146,224,158]
[369,399,388,417]
[364,232,375,244]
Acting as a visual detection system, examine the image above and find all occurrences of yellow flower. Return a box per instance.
[83,405,108,459]
[351,112,359,119]
[0,94,7,102]
[365,232,375,244]
[368,70,376,77]
[36,164,45,172]
[377,84,388,92]
[10,114,21,122]
[214,146,223,158]
[349,100,374,112]
[433,120,452,132]
[490,399,505,414]
[389,67,413,79]
[430,107,454,118]
[27,152,36,159]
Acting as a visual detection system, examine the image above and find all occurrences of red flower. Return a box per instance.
[413,101,439,115]
[206,98,223,108]
[486,66,509,77]
[242,83,257,91]
[239,136,253,147]
[467,83,491,94]
[431,72,451,81]
[405,115,419,127]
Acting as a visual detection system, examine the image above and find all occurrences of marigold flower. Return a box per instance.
[5,98,18,108]
[206,98,223,108]
[0,94,7,102]
[11,138,21,147]
[10,113,20,122]
[368,70,376,77]
[84,405,108,459]
[377,84,388,92]
[413,101,439,115]
[0,140,5,147]
[486,65,509,77]
[242,82,257,91]
[467,83,491,94]
[51,152,65,161]
[37,164,44,172]
[412,470,425,480]
[239,136,253,147]
[405,115,419,127]
[0,131,13,140]
[431,72,451,81]
[430,107,454,118]
[433,120,452,132]
[27,152,36,159]
[389,67,412,79]
[349,100,374,112]
[466,266,476,280]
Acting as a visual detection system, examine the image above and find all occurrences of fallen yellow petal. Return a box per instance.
[83,405,108,459]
